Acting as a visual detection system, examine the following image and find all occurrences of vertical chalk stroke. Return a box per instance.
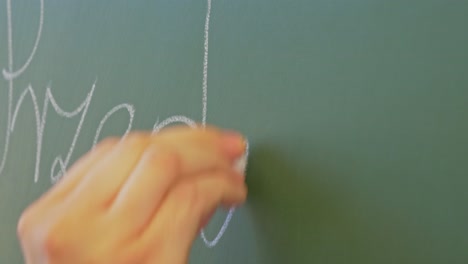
[0,0,16,178]
[201,0,211,126]
[2,0,44,80]
[199,0,250,248]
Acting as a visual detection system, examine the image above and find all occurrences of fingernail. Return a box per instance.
[221,131,245,156]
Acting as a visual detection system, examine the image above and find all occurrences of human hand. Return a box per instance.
[17,126,247,264]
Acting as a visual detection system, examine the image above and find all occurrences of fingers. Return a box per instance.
[106,127,246,239]
[69,133,151,208]
[153,126,246,174]
[107,145,179,235]
[63,127,244,212]
[18,138,119,228]
[47,137,120,202]
[141,170,247,264]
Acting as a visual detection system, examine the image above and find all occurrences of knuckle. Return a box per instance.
[177,183,197,201]
[43,209,85,259]
[192,127,219,141]
[17,207,34,239]
[158,148,180,170]
[17,207,67,259]
[97,137,120,148]
[158,124,194,135]
[142,243,164,264]
[116,245,147,264]
[144,143,179,167]
[123,131,150,147]
[173,183,199,212]
[43,228,62,258]
[42,217,69,259]
[155,125,219,144]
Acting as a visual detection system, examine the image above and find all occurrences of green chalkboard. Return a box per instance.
[1,0,468,263]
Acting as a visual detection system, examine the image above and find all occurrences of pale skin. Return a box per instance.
[17,125,248,264]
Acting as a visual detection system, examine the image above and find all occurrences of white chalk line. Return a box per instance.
[0,0,45,179]
[2,0,44,80]
[92,103,135,148]
[201,140,249,247]
[153,115,197,133]
[199,0,250,248]
[202,0,211,126]
[9,81,98,183]
[11,85,43,183]
[49,82,96,183]
[0,0,15,177]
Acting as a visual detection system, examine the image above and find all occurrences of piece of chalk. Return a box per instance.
[233,139,249,175]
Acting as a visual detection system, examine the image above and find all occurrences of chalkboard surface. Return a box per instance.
[1,0,468,263]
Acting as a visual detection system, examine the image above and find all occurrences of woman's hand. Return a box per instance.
[17,126,247,264]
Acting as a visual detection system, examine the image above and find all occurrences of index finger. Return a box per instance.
[152,125,246,174]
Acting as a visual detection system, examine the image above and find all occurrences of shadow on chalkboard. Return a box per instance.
[245,144,362,263]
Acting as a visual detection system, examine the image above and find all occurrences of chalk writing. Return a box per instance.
[93,103,135,148]
[0,0,247,248]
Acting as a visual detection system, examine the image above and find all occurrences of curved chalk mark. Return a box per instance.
[92,103,135,148]
[2,0,44,80]
[200,140,249,247]
[49,82,96,182]
[152,115,197,134]
[46,84,93,118]
[201,207,236,248]
[50,157,66,184]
